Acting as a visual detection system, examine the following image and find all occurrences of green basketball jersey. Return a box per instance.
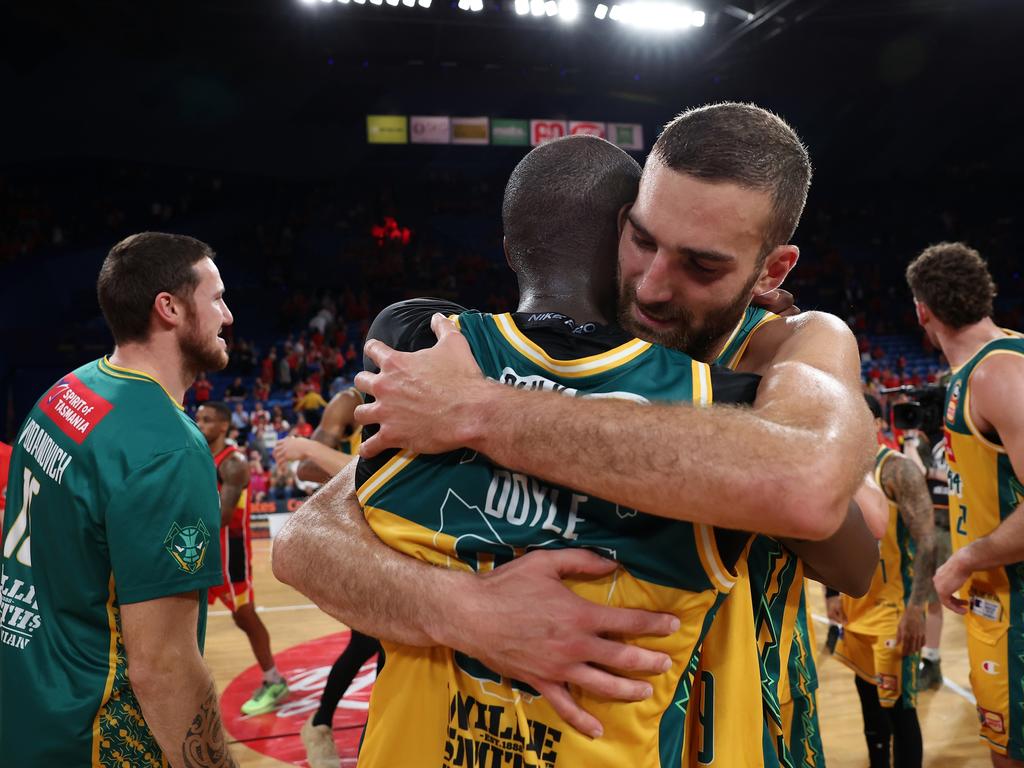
[357,307,758,768]
[1,357,222,766]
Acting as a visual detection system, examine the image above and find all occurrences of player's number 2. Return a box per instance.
[3,468,39,567]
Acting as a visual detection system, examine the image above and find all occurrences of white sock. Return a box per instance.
[921,647,941,662]
[263,665,284,684]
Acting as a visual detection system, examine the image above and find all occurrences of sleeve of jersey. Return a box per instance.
[104,447,224,604]
[709,365,761,406]
[356,298,469,489]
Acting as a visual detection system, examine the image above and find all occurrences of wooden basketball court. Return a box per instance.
[207,539,991,767]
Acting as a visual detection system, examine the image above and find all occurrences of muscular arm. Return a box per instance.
[272,461,680,736]
[882,455,937,607]
[358,312,875,540]
[217,454,249,528]
[935,355,1024,612]
[122,594,237,768]
[295,391,359,482]
[782,499,878,597]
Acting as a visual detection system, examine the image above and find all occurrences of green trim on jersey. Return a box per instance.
[715,306,779,369]
[1,359,222,766]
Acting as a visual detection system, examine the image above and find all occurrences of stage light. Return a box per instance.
[458,0,470,8]
[299,0,317,6]
[530,0,545,15]
[418,0,431,7]
[594,2,608,18]
[470,0,484,9]
[558,0,578,21]
[545,0,558,15]
[515,0,530,13]
[611,2,705,30]
[386,0,399,6]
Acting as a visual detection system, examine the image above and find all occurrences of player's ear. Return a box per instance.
[152,291,187,330]
[752,244,799,296]
[617,203,633,238]
[914,299,931,327]
[503,236,517,275]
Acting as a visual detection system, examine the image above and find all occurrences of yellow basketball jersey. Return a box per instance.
[944,331,1024,645]
[842,446,915,635]
[339,388,364,456]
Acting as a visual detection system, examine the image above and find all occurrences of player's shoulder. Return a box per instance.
[365,297,470,362]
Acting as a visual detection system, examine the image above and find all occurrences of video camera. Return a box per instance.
[878,384,946,432]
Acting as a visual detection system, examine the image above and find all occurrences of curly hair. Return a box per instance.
[905,242,996,329]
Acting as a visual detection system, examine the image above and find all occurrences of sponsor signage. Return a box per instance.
[569,121,606,138]
[491,118,530,146]
[366,115,408,144]
[530,119,568,146]
[410,116,451,144]
[451,116,490,145]
[607,122,645,150]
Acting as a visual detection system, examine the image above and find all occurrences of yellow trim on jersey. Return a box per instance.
[98,357,184,411]
[492,313,651,378]
[449,313,462,330]
[873,446,898,503]
[691,360,712,406]
[91,574,119,767]
[357,450,418,506]
[695,523,736,592]
[962,349,1024,455]
[725,310,781,370]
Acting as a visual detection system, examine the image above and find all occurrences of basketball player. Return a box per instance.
[1,232,237,766]
[196,401,288,716]
[906,242,1024,768]
[831,394,937,768]
[276,102,876,741]
[273,390,378,768]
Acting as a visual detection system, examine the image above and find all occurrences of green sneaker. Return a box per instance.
[241,680,289,715]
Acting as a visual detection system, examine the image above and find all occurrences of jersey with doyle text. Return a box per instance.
[355,300,760,768]
[1,357,223,767]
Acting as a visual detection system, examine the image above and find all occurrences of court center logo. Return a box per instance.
[164,519,211,574]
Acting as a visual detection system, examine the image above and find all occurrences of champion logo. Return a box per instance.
[981,660,1000,675]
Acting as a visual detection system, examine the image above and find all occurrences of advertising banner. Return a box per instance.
[410,116,451,144]
[491,118,530,146]
[367,115,408,144]
[607,123,644,150]
[530,119,568,146]
[569,121,607,138]
[451,116,490,145]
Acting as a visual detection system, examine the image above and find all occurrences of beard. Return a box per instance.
[180,312,229,377]
[617,271,760,362]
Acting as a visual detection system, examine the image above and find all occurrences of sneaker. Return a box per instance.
[825,624,840,654]
[240,679,289,715]
[918,658,943,691]
[301,715,341,768]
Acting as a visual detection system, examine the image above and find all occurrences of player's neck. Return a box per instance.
[108,340,193,404]
[209,435,227,455]
[937,317,1004,368]
[516,286,615,326]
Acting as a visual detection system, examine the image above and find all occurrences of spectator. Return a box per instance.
[261,349,277,385]
[253,379,270,402]
[295,386,327,427]
[231,402,251,440]
[225,377,248,401]
[251,401,268,425]
[249,457,271,503]
[279,355,292,389]
[193,372,212,405]
[294,412,314,438]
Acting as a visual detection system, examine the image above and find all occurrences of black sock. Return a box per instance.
[887,698,923,768]
[312,630,382,728]
[855,675,892,768]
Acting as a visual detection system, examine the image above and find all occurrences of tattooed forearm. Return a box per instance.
[182,683,238,768]
[884,455,937,606]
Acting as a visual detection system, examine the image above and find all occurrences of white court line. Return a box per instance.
[209,602,319,617]
[811,612,976,706]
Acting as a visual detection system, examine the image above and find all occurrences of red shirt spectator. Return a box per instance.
[253,379,270,402]
[261,353,276,384]
[193,373,212,404]
[295,414,314,438]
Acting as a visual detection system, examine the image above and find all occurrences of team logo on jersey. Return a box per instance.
[164,519,211,574]
[878,674,898,691]
[981,660,1000,675]
[946,380,962,424]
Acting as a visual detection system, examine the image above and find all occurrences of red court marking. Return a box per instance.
[221,631,377,766]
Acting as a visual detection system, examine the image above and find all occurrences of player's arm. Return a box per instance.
[273,461,680,738]
[217,453,249,528]
[122,594,237,768]
[881,453,936,654]
[287,391,359,482]
[782,499,878,597]
[357,312,875,540]
[934,354,1024,613]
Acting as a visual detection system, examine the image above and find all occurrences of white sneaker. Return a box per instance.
[301,715,341,768]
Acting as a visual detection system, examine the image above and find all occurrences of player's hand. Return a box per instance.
[752,288,800,317]
[896,604,927,656]
[273,436,309,464]
[439,548,679,739]
[826,595,846,625]
[356,313,490,458]
[933,549,972,614]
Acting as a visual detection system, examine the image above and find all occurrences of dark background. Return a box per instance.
[2,0,1022,439]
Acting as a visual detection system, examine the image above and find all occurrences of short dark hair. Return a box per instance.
[864,393,883,420]
[198,401,231,422]
[97,232,216,344]
[651,102,812,252]
[906,242,996,329]
[502,135,642,273]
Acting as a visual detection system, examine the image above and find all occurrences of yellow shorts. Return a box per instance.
[834,628,917,709]
[965,614,1024,759]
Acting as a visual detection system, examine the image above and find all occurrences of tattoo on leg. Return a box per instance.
[182,683,237,768]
